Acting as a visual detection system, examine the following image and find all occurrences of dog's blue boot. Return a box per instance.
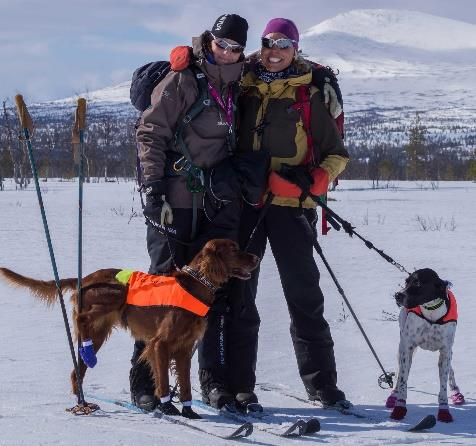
[79,339,97,368]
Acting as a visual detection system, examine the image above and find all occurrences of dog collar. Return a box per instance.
[181,266,217,293]
[422,298,445,311]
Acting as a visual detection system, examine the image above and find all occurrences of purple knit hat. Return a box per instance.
[261,18,299,49]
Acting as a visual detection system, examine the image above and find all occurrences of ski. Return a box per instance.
[281,418,321,437]
[259,383,436,431]
[259,382,375,420]
[407,414,436,432]
[86,394,253,440]
[193,398,320,438]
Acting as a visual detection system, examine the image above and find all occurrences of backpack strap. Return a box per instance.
[291,84,332,234]
[172,65,210,239]
[291,85,315,166]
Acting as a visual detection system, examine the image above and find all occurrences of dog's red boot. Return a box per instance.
[450,390,465,406]
[438,405,453,423]
[390,400,407,420]
[386,391,398,408]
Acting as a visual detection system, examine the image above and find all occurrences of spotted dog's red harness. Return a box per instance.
[406,289,458,324]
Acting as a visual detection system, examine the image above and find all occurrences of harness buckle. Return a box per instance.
[173,156,188,172]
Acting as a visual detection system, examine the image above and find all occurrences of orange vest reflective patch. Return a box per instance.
[407,290,458,324]
[126,271,209,317]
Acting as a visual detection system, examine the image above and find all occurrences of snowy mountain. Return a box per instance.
[36,9,476,151]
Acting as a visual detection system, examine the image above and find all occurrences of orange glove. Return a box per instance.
[268,168,329,198]
[268,171,302,198]
[309,168,329,196]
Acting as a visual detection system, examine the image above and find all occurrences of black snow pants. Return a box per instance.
[233,203,339,395]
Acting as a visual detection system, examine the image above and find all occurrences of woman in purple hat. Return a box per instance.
[222,18,351,411]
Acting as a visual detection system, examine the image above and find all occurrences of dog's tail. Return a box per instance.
[0,267,77,306]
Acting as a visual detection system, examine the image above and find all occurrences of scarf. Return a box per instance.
[255,63,297,83]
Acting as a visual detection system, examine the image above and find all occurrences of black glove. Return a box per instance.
[142,181,173,226]
[279,164,314,199]
[232,150,270,206]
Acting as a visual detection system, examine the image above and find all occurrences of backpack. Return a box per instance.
[130,47,195,112]
[130,61,172,112]
[310,63,344,139]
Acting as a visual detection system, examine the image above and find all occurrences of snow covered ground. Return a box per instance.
[1,178,475,445]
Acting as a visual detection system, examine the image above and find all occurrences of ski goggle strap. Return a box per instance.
[261,37,296,49]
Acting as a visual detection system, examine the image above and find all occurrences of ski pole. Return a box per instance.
[14,95,97,414]
[72,98,87,385]
[302,216,395,388]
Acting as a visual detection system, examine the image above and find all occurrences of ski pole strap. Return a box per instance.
[143,214,193,246]
[311,195,410,275]
[244,192,274,252]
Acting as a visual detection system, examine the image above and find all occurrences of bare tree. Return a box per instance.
[2,100,28,188]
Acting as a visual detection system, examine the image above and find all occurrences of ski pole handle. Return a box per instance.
[14,94,34,134]
[75,98,87,131]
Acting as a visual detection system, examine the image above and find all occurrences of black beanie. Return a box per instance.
[210,14,248,47]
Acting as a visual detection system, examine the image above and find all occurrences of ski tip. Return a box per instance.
[305,418,321,434]
[408,414,436,432]
[281,420,305,437]
[226,421,253,439]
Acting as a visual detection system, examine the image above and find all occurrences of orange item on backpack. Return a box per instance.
[126,271,209,317]
[170,46,192,71]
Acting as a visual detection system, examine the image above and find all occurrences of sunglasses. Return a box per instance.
[261,37,296,49]
[210,33,244,53]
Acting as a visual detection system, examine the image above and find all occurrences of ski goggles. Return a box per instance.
[261,37,296,50]
[210,33,244,53]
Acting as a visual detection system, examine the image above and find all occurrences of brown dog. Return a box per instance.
[0,239,259,418]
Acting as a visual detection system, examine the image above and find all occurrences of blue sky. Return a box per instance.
[1,0,475,102]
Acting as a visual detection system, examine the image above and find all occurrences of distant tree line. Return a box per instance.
[0,101,475,190]
[0,99,139,188]
[342,113,476,185]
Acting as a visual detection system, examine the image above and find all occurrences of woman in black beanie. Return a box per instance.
[132,13,248,416]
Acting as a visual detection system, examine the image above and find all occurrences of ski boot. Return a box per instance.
[235,392,263,414]
[129,351,157,412]
[309,385,351,410]
[203,386,235,409]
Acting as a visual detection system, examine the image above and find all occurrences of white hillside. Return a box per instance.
[302,9,476,51]
[300,9,476,80]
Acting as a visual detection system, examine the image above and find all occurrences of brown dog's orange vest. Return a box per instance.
[126,271,209,317]
[407,290,458,324]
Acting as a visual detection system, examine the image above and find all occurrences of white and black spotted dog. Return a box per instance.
[386,268,465,422]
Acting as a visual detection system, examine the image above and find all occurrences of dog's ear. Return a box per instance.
[440,279,450,291]
[197,241,228,286]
